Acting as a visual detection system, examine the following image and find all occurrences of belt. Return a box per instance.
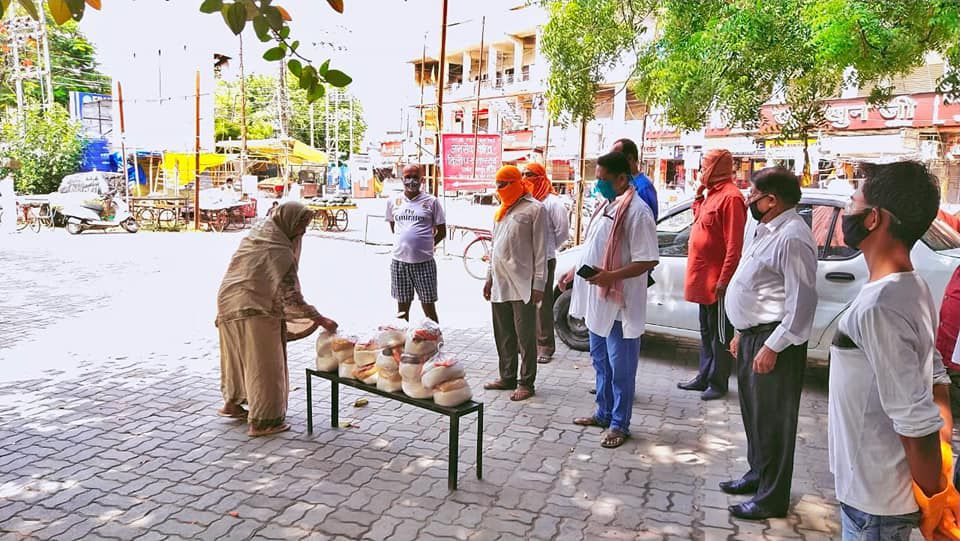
[832,332,858,349]
[737,321,781,336]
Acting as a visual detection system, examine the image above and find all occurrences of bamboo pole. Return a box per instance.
[118,81,129,205]
[417,35,426,164]
[194,71,201,231]
[433,0,449,196]
[471,17,486,188]
[239,33,248,180]
[574,118,587,245]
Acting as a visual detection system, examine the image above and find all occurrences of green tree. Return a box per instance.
[542,0,960,183]
[0,0,352,103]
[539,0,651,124]
[0,101,83,194]
[213,74,366,154]
[0,13,109,109]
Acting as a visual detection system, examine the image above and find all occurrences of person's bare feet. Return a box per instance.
[217,404,248,419]
[247,423,290,437]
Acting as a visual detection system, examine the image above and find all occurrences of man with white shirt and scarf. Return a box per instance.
[829,161,959,541]
[723,167,817,520]
[483,165,547,402]
[558,151,659,449]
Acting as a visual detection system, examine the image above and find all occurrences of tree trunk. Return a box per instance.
[801,130,812,187]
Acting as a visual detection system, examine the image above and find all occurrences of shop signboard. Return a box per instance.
[441,133,502,192]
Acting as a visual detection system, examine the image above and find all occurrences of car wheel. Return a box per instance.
[65,222,83,235]
[553,288,589,352]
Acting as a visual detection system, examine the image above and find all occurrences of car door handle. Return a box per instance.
[825,272,856,282]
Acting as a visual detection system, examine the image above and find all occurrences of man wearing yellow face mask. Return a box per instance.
[483,165,547,402]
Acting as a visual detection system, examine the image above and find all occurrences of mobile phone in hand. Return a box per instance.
[577,265,599,279]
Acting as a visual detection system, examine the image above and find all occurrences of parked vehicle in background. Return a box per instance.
[59,192,139,235]
[553,191,960,364]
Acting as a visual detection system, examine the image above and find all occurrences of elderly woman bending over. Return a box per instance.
[215,201,337,436]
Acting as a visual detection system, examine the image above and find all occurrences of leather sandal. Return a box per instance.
[510,386,535,401]
[601,429,629,449]
[484,379,517,391]
[573,416,609,428]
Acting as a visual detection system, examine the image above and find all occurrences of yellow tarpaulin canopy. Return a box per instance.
[217,138,329,166]
[162,153,229,185]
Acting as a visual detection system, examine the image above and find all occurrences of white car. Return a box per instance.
[553,191,960,364]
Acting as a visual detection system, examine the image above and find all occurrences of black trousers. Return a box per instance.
[697,302,734,391]
[536,258,557,354]
[491,300,538,389]
[737,327,806,513]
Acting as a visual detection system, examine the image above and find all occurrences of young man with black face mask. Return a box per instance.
[722,167,818,520]
[386,164,447,322]
[828,161,960,540]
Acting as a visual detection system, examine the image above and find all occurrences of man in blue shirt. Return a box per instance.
[612,138,658,220]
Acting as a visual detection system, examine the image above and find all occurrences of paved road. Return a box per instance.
[0,229,860,540]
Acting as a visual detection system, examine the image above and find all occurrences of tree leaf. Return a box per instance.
[324,69,352,87]
[49,0,73,24]
[65,0,85,20]
[318,60,330,76]
[19,0,39,19]
[252,16,271,42]
[278,26,290,39]
[84,0,102,9]
[307,82,326,103]
[290,40,299,51]
[199,0,223,14]
[264,6,283,30]
[243,0,258,21]
[299,66,317,90]
[327,0,344,14]
[276,5,292,21]
[222,2,247,35]
[287,59,302,77]
[262,46,284,61]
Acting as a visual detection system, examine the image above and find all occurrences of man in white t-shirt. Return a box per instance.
[386,165,446,322]
[829,161,959,540]
[558,151,658,449]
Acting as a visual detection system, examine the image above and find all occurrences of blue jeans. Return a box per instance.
[589,321,640,434]
[840,503,920,541]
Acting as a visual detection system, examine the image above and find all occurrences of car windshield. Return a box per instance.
[923,220,960,252]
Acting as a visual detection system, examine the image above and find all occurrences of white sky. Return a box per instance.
[78,0,527,144]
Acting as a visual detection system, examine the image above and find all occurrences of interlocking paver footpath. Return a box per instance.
[0,232,902,540]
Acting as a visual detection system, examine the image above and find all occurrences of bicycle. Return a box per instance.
[462,229,492,280]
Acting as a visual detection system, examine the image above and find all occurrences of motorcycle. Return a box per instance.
[59,192,140,235]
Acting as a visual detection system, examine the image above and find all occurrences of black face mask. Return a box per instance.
[749,199,767,222]
[841,211,873,250]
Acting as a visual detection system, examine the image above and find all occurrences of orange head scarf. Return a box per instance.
[494,165,531,222]
[699,149,734,187]
[524,163,554,201]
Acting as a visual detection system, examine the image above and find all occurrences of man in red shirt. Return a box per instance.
[677,149,748,400]
[935,209,960,419]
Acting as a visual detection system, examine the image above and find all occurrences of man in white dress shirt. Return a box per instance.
[829,161,959,540]
[558,151,659,448]
[723,167,818,520]
[521,163,570,364]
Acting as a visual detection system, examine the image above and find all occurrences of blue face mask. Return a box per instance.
[595,178,618,201]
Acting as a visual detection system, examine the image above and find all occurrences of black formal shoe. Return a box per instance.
[588,388,597,395]
[677,377,708,392]
[719,478,759,495]
[701,387,727,401]
[728,501,786,521]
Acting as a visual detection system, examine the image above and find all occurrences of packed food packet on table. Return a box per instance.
[352,334,380,384]
[397,319,443,399]
[374,319,406,392]
[331,333,358,379]
[421,355,473,407]
[315,328,339,372]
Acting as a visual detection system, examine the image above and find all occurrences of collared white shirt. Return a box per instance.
[724,208,818,352]
[542,193,570,260]
[488,195,547,304]
[829,271,949,515]
[569,192,659,339]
